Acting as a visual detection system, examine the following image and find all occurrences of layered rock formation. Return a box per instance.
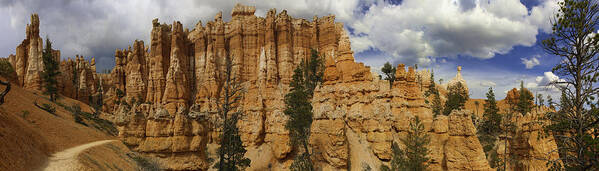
[13,14,44,89]
[105,4,495,170]
[496,107,559,171]
[57,55,98,104]
[7,7,558,171]
[8,14,99,103]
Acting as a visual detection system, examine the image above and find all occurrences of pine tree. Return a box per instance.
[443,82,469,115]
[537,94,544,107]
[547,95,555,109]
[425,71,442,116]
[303,49,324,97]
[500,105,518,171]
[285,49,323,171]
[92,81,104,115]
[384,116,431,171]
[215,54,250,171]
[542,0,599,167]
[516,81,534,115]
[477,87,502,168]
[381,62,396,89]
[41,37,60,102]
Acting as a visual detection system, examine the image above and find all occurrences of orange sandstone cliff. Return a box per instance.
[6,4,558,171]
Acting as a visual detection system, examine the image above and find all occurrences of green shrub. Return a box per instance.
[131,154,161,171]
[0,59,16,80]
[41,103,56,114]
[21,110,30,119]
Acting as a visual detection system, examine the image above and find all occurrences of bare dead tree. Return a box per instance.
[0,80,10,105]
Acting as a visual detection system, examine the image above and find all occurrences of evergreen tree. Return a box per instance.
[537,94,544,107]
[93,81,104,115]
[516,81,534,115]
[477,87,502,168]
[425,71,442,116]
[500,106,518,171]
[381,62,396,88]
[303,49,324,97]
[285,49,323,171]
[384,117,431,171]
[215,54,250,171]
[547,95,555,109]
[41,37,60,102]
[541,1,599,169]
[431,94,442,117]
[443,82,469,115]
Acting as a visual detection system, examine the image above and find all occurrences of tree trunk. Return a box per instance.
[0,80,10,105]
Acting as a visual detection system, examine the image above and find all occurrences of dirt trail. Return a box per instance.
[42,140,117,171]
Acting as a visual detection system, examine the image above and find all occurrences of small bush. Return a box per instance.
[380,165,391,171]
[69,104,87,126]
[131,154,161,171]
[130,98,136,106]
[72,104,82,114]
[116,89,124,99]
[362,162,372,171]
[64,103,117,135]
[41,103,56,114]
[0,59,17,81]
[21,110,30,119]
[74,114,86,126]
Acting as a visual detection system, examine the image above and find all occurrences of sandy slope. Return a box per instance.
[43,140,117,171]
[0,76,111,170]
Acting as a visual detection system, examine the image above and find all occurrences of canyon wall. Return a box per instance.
[103,4,494,170]
[7,6,558,171]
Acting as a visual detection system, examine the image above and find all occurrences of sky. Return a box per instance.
[0,0,565,100]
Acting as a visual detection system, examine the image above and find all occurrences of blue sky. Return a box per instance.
[0,0,564,99]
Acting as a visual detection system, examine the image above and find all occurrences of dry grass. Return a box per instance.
[0,76,111,170]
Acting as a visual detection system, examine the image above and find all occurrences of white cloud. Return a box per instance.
[480,81,497,87]
[0,0,561,71]
[351,0,559,66]
[529,0,561,33]
[525,72,564,97]
[0,0,361,71]
[521,55,541,69]
[350,35,374,53]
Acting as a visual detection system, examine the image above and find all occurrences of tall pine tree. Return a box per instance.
[425,71,442,116]
[285,49,323,171]
[477,87,502,168]
[215,54,250,171]
[382,116,431,171]
[41,37,60,102]
[516,81,534,115]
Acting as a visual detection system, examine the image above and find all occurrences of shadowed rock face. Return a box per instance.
[8,4,556,171]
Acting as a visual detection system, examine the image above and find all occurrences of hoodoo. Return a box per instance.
[3,4,560,171]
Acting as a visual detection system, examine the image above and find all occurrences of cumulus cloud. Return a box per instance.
[0,0,360,71]
[526,71,564,94]
[350,0,559,66]
[0,0,560,71]
[521,55,541,69]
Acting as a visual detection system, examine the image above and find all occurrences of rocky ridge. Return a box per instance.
[101,4,494,170]
[5,5,558,171]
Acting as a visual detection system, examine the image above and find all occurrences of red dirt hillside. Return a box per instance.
[0,76,114,171]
